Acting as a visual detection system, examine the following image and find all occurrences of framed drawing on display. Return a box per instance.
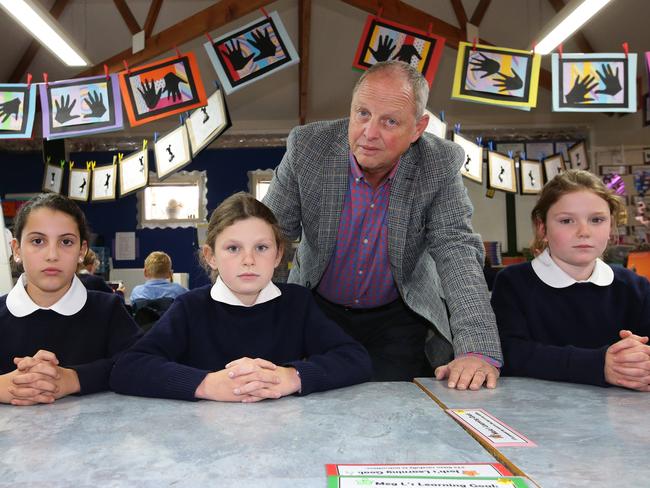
[544,154,565,181]
[487,151,516,193]
[91,165,117,201]
[42,163,64,194]
[423,109,447,139]
[453,132,483,183]
[68,168,90,201]
[185,87,231,156]
[568,142,589,170]
[119,146,149,197]
[520,159,543,194]
[154,126,191,180]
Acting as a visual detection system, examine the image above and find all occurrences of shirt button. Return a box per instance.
[358,270,363,275]
[370,203,375,208]
[363,238,368,244]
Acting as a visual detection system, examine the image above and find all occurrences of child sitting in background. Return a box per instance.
[129,251,188,305]
[492,170,650,391]
[77,248,124,296]
[0,193,141,406]
[110,192,372,402]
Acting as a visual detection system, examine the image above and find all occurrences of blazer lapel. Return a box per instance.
[387,149,418,285]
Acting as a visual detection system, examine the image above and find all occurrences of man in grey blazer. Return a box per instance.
[264,61,502,389]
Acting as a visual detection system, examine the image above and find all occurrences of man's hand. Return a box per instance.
[604,330,650,391]
[434,356,499,390]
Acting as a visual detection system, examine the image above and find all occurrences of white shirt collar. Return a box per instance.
[210,275,281,307]
[6,274,88,317]
[531,248,614,288]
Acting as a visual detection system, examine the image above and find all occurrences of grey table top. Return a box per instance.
[0,382,499,487]
[415,377,650,488]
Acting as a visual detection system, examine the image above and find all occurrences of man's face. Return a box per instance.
[348,71,428,177]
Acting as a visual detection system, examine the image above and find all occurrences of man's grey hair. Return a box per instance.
[352,60,429,119]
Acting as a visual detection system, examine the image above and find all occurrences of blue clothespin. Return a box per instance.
[488,141,494,151]
[476,136,482,147]
[439,110,445,122]
[521,151,527,161]
[179,114,184,125]
[454,122,461,134]
[153,132,158,143]
[507,150,514,159]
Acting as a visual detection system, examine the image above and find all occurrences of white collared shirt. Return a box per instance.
[210,275,281,307]
[531,248,614,288]
[6,274,88,317]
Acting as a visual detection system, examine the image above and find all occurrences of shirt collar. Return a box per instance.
[348,151,400,184]
[6,274,87,317]
[531,248,614,288]
[210,275,281,307]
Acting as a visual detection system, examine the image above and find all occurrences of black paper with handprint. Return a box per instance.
[493,69,523,92]
[83,91,106,118]
[392,44,422,64]
[138,79,163,110]
[223,40,254,71]
[469,53,500,79]
[250,28,277,61]
[163,73,187,103]
[54,94,79,125]
[0,97,21,123]
[565,74,599,104]
[595,64,622,96]
[370,35,395,62]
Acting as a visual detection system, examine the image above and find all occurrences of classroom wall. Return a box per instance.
[0,146,286,289]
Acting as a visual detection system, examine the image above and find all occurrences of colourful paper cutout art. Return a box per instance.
[452,42,541,110]
[552,53,637,112]
[39,74,123,140]
[0,83,36,139]
[204,11,299,95]
[352,15,446,87]
[119,52,207,127]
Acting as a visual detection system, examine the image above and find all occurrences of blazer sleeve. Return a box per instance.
[422,143,502,362]
[491,269,608,386]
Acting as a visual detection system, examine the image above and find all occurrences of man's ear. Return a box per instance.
[411,112,430,143]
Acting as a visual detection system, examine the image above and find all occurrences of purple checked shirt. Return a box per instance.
[317,152,399,308]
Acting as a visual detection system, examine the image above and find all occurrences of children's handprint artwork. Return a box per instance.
[0,84,36,139]
[552,53,637,112]
[39,75,123,139]
[119,52,207,126]
[452,42,541,110]
[204,11,299,94]
[352,15,445,87]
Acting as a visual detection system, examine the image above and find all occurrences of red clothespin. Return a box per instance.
[26,73,32,88]
[104,64,109,79]
[427,22,433,36]
[377,7,383,18]
[43,72,49,86]
[205,31,214,45]
[260,7,269,17]
[622,41,629,59]
[122,60,130,74]
[472,37,477,51]
[558,43,563,59]
[173,45,181,59]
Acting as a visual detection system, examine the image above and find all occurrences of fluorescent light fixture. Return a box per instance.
[534,0,613,55]
[0,0,90,66]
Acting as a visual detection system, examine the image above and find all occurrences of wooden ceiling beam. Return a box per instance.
[77,0,275,77]
[450,0,468,30]
[298,0,312,125]
[469,0,491,27]
[341,0,552,90]
[143,0,164,38]
[114,0,142,35]
[8,0,70,83]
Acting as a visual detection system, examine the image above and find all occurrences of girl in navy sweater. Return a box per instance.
[0,193,141,406]
[492,170,650,390]
[110,192,372,402]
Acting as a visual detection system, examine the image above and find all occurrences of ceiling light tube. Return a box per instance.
[0,0,90,67]
[535,0,613,55]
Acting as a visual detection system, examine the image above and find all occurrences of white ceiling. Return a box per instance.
[0,0,648,144]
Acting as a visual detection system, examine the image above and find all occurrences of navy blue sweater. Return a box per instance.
[110,283,372,400]
[491,263,650,386]
[0,291,141,394]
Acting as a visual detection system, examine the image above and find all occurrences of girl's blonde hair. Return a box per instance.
[531,169,625,255]
[200,192,285,281]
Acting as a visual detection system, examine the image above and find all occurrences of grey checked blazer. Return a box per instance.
[264,119,502,365]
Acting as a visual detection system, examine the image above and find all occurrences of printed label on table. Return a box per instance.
[446,408,536,447]
[327,476,531,488]
[325,463,512,477]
